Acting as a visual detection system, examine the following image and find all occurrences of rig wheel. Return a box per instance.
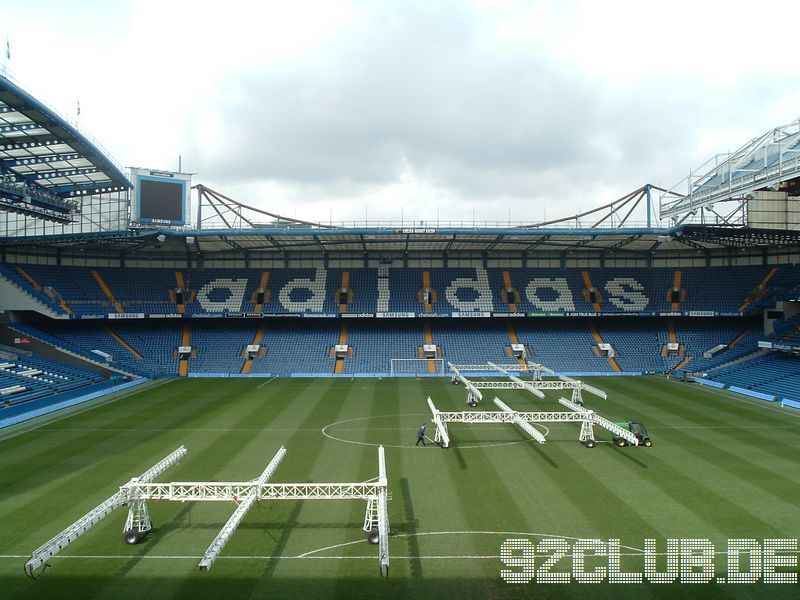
[367,527,380,545]
[123,530,141,545]
[583,439,596,448]
[643,439,653,447]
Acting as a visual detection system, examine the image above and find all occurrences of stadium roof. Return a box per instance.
[4,224,800,256]
[661,116,800,220]
[0,74,132,200]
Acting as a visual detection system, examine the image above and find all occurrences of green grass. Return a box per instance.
[1,376,800,599]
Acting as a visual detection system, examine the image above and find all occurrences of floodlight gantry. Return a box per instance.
[447,361,608,405]
[25,445,390,578]
[426,396,639,449]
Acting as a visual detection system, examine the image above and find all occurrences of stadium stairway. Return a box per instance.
[506,322,527,367]
[334,322,349,374]
[671,269,682,312]
[91,270,123,313]
[0,270,65,318]
[588,322,620,372]
[179,323,191,376]
[106,327,143,360]
[338,271,350,314]
[241,321,267,374]
[582,271,602,312]
[423,321,437,374]
[738,267,778,312]
[13,266,73,314]
[253,271,270,313]
[420,271,434,313]
[174,271,186,314]
[502,271,518,312]
[673,355,691,372]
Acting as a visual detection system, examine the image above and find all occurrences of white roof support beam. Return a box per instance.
[493,397,547,444]
[448,362,484,404]
[427,396,451,448]
[488,362,546,398]
[376,445,389,577]
[199,446,287,571]
[27,445,390,578]
[25,446,187,577]
[535,363,557,377]
[579,382,608,400]
[558,397,638,445]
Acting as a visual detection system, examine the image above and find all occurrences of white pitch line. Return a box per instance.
[321,414,538,450]
[646,424,800,430]
[2,551,771,561]
[297,530,648,558]
[34,427,322,433]
[257,377,278,389]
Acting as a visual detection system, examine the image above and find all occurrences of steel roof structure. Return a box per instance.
[661,116,800,221]
[0,72,797,258]
[3,224,799,259]
[0,73,131,222]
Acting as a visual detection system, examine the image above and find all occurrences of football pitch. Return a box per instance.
[1,375,799,599]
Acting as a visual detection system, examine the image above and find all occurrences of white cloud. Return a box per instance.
[4,0,800,226]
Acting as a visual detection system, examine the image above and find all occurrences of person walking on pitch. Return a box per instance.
[416,423,427,446]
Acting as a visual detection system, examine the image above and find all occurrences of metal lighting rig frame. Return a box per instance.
[25,445,390,578]
[426,396,639,449]
[447,361,607,406]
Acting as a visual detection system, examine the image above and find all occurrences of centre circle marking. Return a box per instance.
[321,413,549,449]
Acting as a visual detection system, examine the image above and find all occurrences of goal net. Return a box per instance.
[389,358,445,376]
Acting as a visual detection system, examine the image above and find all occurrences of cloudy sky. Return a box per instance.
[3,0,800,226]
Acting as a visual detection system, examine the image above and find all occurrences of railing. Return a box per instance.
[194,217,666,231]
[662,153,800,218]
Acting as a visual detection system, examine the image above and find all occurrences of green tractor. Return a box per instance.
[613,421,652,447]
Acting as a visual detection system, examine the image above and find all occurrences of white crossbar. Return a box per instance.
[448,363,527,372]
[493,397,547,444]
[436,410,586,423]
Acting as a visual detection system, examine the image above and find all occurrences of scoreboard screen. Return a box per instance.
[131,169,191,226]
[140,179,183,222]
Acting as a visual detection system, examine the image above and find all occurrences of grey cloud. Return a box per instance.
[184,2,800,219]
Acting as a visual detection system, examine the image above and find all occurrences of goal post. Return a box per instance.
[389,358,445,377]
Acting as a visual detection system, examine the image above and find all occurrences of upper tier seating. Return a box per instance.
[2,265,795,316]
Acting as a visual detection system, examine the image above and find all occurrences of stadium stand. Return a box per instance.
[0,348,109,407]
[2,265,797,316]
[12,316,762,378]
